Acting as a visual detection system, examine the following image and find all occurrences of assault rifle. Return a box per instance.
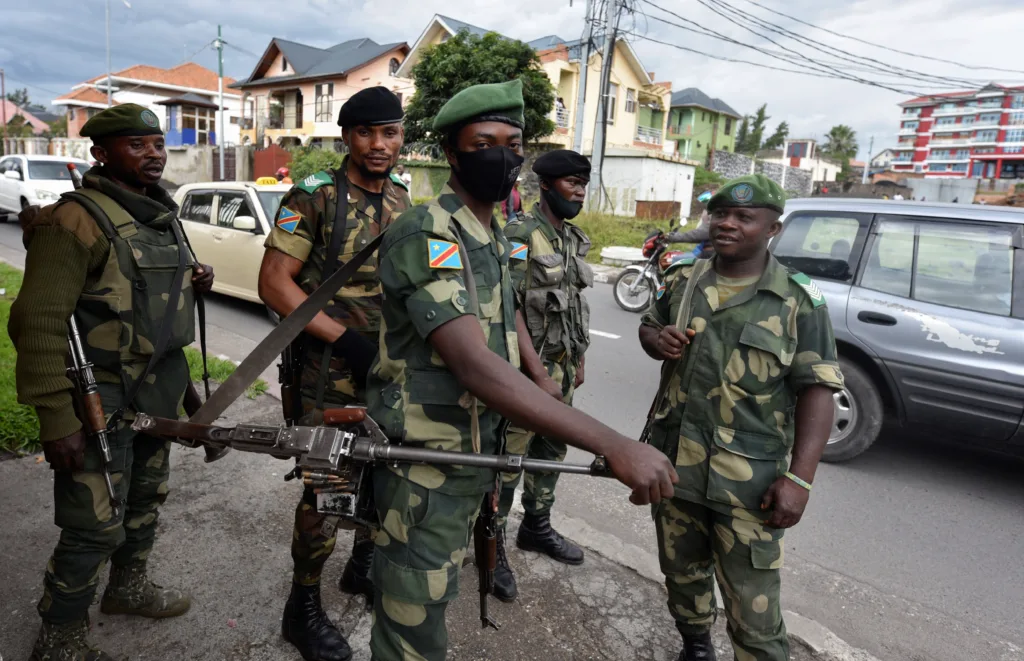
[131,408,611,627]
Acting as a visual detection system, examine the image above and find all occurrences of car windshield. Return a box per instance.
[28,161,90,181]
[257,190,286,221]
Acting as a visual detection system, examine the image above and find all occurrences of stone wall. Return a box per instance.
[711,150,813,197]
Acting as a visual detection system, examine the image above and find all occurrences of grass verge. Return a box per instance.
[0,264,39,454]
[184,347,269,400]
[572,212,696,263]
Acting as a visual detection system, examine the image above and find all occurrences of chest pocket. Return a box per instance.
[529,253,565,288]
[570,229,594,289]
[125,236,195,356]
[467,242,502,320]
[334,204,379,286]
[731,322,795,392]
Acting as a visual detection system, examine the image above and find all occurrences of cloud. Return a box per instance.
[1,0,1019,160]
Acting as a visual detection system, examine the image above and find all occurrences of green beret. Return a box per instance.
[81,103,163,139]
[337,86,403,127]
[433,79,525,134]
[707,174,786,214]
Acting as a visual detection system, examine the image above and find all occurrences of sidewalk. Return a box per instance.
[0,388,866,661]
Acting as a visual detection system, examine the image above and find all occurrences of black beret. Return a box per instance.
[337,86,404,128]
[532,149,591,179]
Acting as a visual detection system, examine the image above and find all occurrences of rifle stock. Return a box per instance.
[474,486,500,629]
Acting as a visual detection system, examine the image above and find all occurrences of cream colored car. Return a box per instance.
[174,181,290,303]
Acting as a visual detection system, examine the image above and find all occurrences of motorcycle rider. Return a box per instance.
[666,188,717,258]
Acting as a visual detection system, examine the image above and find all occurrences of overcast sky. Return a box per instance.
[3,0,1022,161]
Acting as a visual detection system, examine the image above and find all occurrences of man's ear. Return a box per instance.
[539,178,551,192]
[766,212,783,239]
[90,143,107,165]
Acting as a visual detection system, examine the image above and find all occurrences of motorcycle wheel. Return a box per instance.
[613,270,655,313]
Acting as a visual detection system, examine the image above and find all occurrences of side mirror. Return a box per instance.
[233,215,257,231]
[4,170,22,181]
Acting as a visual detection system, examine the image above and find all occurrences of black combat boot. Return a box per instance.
[492,528,518,602]
[29,618,115,661]
[338,537,374,605]
[282,581,353,661]
[677,631,717,661]
[515,512,584,565]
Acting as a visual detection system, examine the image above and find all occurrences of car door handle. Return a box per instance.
[857,311,897,326]
[211,231,226,241]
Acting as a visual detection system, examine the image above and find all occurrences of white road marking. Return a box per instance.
[590,329,621,340]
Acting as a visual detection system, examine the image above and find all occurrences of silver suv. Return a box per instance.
[771,198,1024,462]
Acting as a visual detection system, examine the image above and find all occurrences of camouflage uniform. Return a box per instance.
[9,171,194,625]
[641,254,844,661]
[498,204,592,526]
[366,184,520,660]
[264,161,411,585]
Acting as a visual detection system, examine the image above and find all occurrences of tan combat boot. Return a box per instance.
[29,618,116,661]
[99,562,191,618]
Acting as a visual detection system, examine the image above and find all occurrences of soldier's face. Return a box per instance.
[548,175,589,203]
[92,135,166,187]
[344,123,404,179]
[709,206,781,260]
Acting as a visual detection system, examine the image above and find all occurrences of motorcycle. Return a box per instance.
[612,226,688,313]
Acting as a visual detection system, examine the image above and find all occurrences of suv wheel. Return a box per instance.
[821,357,884,462]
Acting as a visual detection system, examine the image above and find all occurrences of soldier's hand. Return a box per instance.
[43,430,88,472]
[605,440,677,505]
[761,476,810,529]
[655,326,695,360]
[574,363,585,389]
[192,263,215,294]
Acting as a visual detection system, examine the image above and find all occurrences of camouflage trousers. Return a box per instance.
[654,497,788,661]
[292,400,372,586]
[39,421,171,625]
[369,467,483,661]
[497,360,575,528]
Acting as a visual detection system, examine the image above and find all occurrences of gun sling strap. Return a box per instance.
[314,169,351,411]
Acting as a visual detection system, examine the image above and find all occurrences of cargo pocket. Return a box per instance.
[750,538,784,570]
[76,293,124,373]
[706,426,787,511]
[732,322,795,393]
[530,253,565,287]
[125,238,195,356]
[573,254,594,289]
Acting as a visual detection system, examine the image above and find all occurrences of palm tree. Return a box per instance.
[822,125,858,160]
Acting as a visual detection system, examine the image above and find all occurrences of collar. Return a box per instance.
[436,183,510,259]
[84,169,177,229]
[698,252,790,312]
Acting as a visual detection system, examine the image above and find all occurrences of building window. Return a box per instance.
[701,112,706,121]
[955,149,970,159]
[962,116,975,126]
[935,117,957,126]
[624,88,636,113]
[1005,128,1024,142]
[606,83,618,123]
[976,130,998,142]
[724,117,732,134]
[978,113,1000,125]
[1013,94,1024,109]
[282,57,288,72]
[951,163,968,172]
[903,121,918,130]
[389,58,400,77]
[1005,146,1023,154]
[179,105,215,145]
[1009,112,1024,126]
[315,83,334,123]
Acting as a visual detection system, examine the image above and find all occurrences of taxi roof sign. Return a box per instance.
[256,176,279,186]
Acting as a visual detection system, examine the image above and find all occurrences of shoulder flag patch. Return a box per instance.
[656,283,667,300]
[790,272,826,307]
[296,171,334,194]
[389,172,409,191]
[509,241,528,261]
[276,207,302,234]
[428,239,463,269]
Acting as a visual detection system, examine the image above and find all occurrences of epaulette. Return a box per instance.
[789,271,827,308]
[295,170,334,195]
[389,172,409,192]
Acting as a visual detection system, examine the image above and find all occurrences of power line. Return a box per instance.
[738,0,1024,76]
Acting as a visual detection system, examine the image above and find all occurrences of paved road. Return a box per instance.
[2,218,1022,660]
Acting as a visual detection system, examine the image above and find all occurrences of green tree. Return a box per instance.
[743,104,769,154]
[734,116,749,152]
[5,115,35,138]
[762,120,789,151]
[5,88,30,107]
[287,146,345,181]
[47,115,68,138]
[694,165,725,188]
[404,31,555,145]
[821,124,859,181]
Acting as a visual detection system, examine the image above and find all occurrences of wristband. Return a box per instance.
[783,471,812,491]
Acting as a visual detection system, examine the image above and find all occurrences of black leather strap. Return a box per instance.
[314,169,350,411]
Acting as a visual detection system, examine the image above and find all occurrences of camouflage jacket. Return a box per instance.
[264,160,411,406]
[641,254,844,518]
[9,171,195,441]
[367,184,521,496]
[504,204,592,388]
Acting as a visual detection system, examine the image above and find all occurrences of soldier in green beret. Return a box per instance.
[258,85,411,661]
[9,103,215,660]
[637,174,844,661]
[366,79,678,660]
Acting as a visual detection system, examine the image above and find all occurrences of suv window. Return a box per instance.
[180,191,214,224]
[216,192,259,231]
[773,212,868,282]
[861,218,1015,316]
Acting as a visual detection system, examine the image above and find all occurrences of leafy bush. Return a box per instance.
[572,212,696,264]
[288,147,345,182]
[0,265,40,454]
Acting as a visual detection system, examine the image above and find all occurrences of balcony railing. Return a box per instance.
[635,125,663,145]
[555,107,570,129]
[929,138,972,147]
[932,106,980,117]
[898,127,918,136]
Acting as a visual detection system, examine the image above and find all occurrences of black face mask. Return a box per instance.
[542,185,584,220]
[452,146,524,203]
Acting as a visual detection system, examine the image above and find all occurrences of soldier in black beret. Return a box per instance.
[258,85,411,661]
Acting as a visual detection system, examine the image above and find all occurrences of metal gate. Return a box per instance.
[253,144,291,180]
[212,148,237,181]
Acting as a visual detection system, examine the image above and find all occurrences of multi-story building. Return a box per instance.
[894,84,1024,179]
[663,87,740,164]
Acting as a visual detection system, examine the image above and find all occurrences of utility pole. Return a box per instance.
[571,0,594,153]
[105,0,112,107]
[780,138,788,190]
[861,135,873,185]
[216,25,225,181]
[1,68,8,151]
[589,0,621,212]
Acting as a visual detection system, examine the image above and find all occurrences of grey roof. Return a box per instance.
[233,37,406,89]
[669,87,741,119]
[155,92,219,109]
[528,35,567,50]
[437,15,492,38]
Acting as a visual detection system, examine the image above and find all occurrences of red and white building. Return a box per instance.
[894,84,1024,179]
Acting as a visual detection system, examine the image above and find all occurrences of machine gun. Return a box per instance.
[131,408,611,626]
